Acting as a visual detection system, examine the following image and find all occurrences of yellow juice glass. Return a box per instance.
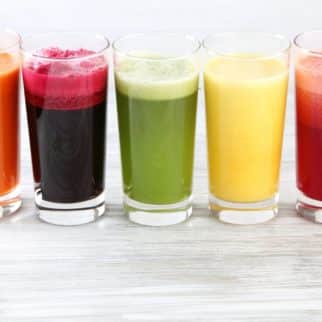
[203,33,290,224]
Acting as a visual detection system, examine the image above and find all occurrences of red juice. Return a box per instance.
[296,56,322,201]
[23,48,108,203]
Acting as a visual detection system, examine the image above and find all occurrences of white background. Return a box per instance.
[1,0,320,38]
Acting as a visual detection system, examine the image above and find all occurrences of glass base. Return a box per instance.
[0,186,22,217]
[296,191,322,223]
[124,195,192,226]
[35,189,106,226]
[209,193,278,225]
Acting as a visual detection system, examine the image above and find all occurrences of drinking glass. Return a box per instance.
[22,32,109,225]
[294,31,322,223]
[0,30,21,216]
[203,32,290,224]
[113,33,200,226]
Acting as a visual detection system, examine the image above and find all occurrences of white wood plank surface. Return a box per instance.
[1,84,321,322]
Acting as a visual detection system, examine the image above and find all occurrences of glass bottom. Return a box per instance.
[0,186,22,217]
[296,190,322,223]
[124,195,192,226]
[209,193,278,225]
[35,188,106,226]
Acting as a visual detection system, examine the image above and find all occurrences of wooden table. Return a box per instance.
[1,92,321,321]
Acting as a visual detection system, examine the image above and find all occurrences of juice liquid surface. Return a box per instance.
[204,55,288,202]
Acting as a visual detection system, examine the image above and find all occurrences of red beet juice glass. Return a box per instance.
[21,33,109,225]
[294,31,322,222]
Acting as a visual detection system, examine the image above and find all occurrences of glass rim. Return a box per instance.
[21,31,110,61]
[202,32,291,60]
[112,32,201,61]
[0,29,21,53]
[294,30,322,57]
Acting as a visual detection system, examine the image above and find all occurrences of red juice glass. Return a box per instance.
[21,33,109,225]
[295,31,322,222]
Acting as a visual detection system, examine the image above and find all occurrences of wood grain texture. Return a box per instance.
[1,86,321,322]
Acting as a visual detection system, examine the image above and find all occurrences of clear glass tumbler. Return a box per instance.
[0,30,21,216]
[22,32,109,225]
[294,31,322,223]
[203,32,290,224]
[113,33,200,226]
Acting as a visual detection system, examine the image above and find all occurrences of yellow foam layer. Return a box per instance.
[204,54,288,83]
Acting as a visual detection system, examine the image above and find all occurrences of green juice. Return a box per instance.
[115,57,198,205]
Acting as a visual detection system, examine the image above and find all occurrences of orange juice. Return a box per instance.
[204,55,288,202]
[0,53,20,196]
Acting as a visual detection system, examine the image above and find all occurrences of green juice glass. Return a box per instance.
[113,33,200,226]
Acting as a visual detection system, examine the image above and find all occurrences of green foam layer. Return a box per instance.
[115,55,199,100]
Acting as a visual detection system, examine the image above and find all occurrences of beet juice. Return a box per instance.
[22,37,109,225]
[295,30,322,222]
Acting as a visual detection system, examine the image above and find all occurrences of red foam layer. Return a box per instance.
[23,47,108,109]
[296,56,322,129]
[38,47,95,59]
[296,56,322,93]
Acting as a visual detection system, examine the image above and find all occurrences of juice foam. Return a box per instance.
[115,54,198,100]
[23,47,108,109]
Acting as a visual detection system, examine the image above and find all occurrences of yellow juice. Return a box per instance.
[204,55,288,203]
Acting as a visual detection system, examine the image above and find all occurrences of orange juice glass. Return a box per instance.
[203,33,290,225]
[0,30,21,215]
